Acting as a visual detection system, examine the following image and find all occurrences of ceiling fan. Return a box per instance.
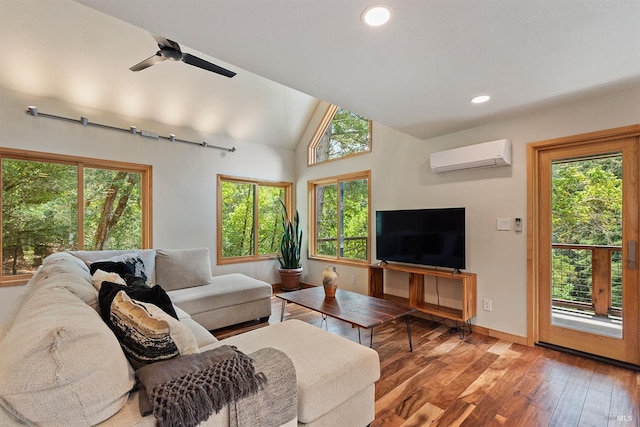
[130,34,236,78]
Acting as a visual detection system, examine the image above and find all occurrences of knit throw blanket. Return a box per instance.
[136,345,267,427]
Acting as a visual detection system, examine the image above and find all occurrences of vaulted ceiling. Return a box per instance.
[2,0,639,150]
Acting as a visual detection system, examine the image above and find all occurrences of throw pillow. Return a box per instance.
[125,274,150,289]
[122,256,149,283]
[107,291,198,368]
[89,254,149,284]
[69,249,156,284]
[90,260,130,279]
[91,269,127,291]
[98,281,179,322]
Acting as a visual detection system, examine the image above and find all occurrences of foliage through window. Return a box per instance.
[217,175,292,263]
[1,149,151,283]
[308,105,371,165]
[551,155,623,308]
[309,171,370,263]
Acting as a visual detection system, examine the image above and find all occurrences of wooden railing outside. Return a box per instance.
[552,243,622,317]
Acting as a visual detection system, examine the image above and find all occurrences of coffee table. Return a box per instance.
[276,286,416,351]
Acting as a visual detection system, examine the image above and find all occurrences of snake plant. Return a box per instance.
[277,201,302,269]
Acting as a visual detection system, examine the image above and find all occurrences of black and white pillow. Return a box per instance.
[89,255,149,285]
[106,291,197,368]
[98,281,179,322]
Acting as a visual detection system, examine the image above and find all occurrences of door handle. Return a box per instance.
[628,240,637,270]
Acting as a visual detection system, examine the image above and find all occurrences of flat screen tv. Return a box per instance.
[375,207,466,270]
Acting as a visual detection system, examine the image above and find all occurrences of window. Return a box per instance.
[308,105,371,165]
[0,148,152,285]
[309,171,370,264]
[217,175,293,264]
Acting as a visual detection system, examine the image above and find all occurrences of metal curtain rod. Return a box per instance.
[25,106,237,153]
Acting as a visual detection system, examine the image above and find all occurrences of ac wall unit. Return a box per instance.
[430,139,512,173]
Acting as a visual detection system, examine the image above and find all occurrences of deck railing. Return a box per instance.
[551,243,622,317]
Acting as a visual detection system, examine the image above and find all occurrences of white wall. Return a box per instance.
[296,88,640,338]
[2,86,639,335]
[0,87,297,319]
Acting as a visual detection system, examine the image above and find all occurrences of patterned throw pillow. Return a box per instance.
[122,256,148,283]
[89,255,149,284]
[107,291,198,368]
[98,281,179,322]
[89,261,130,279]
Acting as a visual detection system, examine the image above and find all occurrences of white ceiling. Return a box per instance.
[0,0,318,150]
[2,0,640,150]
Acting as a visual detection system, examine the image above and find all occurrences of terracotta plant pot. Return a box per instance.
[279,267,302,291]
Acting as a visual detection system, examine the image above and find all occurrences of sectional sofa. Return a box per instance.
[0,249,380,426]
[67,247,273,331]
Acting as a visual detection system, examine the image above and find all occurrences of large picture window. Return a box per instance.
[308,105,371,165]
[217,175,293,264]
[309,171,370,264]
[0,148,152,285]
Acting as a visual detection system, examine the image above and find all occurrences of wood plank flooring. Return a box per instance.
[212,295,640,427]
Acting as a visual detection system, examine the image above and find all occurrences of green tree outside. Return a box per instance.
[315,107,370,163]
[551,156,623,309]
[220,180,284,258]
[2,159,143,276]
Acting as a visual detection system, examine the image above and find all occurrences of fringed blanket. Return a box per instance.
[136,345,267,427]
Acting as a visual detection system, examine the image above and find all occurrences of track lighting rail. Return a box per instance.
[25,106,236,153]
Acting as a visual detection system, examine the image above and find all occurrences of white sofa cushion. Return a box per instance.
[155,248,213,291]
[168,273,272,315]
[0,286,135,426]
[209,319,380,425]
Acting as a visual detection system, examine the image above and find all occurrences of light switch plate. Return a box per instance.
[497,218,511,231]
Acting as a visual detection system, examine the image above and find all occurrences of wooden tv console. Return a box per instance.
[368,263,477,334]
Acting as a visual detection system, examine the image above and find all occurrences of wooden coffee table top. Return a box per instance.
[276,286,415,329]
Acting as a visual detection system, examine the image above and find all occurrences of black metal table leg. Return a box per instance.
[280,300,286,321]
[406,315,413,352]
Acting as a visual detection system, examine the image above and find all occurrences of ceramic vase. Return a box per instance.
[322,265,339,297]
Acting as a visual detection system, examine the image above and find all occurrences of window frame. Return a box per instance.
[308,170,371,266]
[307,104,372,166]
[0,147,152,287]
[216,174,293,265]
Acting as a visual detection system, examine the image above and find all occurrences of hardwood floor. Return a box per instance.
[212,295,640,427]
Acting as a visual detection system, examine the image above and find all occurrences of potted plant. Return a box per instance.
[277,201,303,291]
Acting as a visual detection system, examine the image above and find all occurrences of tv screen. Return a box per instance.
[375,207,466,270]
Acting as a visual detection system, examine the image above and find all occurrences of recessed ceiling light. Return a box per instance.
[470,95,491,104]
[362,5,392,27]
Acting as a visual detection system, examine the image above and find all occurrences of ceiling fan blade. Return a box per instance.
[129,53,166,71]
[182,53,236,78]
[151,33,181,52]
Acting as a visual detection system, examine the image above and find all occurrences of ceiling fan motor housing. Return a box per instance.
[159,46,182,61]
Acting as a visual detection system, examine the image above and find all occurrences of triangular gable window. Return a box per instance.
[308,105,371,165]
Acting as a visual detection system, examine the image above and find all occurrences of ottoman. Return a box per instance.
[204,319,380,426]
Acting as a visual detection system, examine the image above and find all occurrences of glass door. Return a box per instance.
[532,130,639,365]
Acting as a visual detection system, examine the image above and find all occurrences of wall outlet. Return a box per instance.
[483,298,493,311]
[350,275,356,285]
